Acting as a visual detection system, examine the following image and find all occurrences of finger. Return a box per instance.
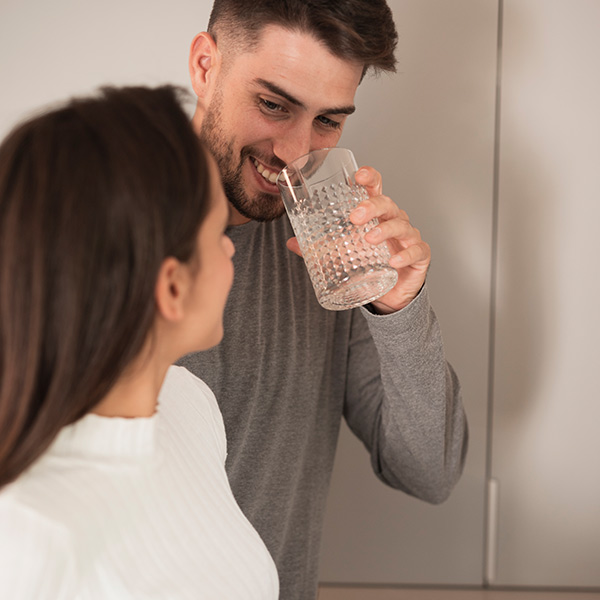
[350,195,405,225]
[355,166,382,197]
[389,241,431,269]
[364,216,417,246]
[286,237,303,257]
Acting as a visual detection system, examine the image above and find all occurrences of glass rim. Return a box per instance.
[275,147,355,189]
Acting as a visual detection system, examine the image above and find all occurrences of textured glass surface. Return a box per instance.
[288,181,398,310]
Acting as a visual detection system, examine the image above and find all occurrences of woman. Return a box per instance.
[0,85,278,598]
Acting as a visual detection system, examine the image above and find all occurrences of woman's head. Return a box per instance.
[0,85,222,487]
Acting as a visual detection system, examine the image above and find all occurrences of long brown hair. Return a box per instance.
[0,85,211,488]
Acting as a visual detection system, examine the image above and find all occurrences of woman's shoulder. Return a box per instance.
[0,491,77,598]
[158,365,227,458]
[159,365,220,417]
[162,364,215,397]
[0,489,71,540]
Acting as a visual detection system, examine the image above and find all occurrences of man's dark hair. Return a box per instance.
[207,0,398,76]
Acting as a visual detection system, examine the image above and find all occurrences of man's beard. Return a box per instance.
[200,97,286,223]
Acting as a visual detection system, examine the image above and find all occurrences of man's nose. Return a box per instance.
[272,122,315,167]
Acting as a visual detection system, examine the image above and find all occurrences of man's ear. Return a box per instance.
[155,257,189,322]
[189,32,221,103]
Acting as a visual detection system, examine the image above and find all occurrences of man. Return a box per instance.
[179,1,468,598]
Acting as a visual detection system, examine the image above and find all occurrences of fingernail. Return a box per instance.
[390,255,403,267]
[369,227,381,239]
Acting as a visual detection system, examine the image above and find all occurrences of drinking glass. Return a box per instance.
[276,148,398,311]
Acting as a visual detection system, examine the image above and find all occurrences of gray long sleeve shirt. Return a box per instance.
[178,215,467,600]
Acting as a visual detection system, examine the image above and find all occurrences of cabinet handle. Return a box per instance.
[484,478,500,585]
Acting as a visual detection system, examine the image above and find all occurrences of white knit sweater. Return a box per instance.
[0,366,279,599]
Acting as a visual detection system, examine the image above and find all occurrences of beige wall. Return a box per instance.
[491,0,600,587]
[321,0,600,590]
[319,0,498,586]
[0,0,208,136]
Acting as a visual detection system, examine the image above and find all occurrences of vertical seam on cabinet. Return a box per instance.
[483,0,505,588]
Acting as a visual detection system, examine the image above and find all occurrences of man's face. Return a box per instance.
[199,25,363,223]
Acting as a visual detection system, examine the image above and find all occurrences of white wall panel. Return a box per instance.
[0,0,210,137]
[319,0,498,585]
[492,0,600,587]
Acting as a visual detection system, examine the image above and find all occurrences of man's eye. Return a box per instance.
[262,99,283,112]
[316,115,341,130]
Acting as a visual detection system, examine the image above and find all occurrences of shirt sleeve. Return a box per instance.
[0,499,77,599]
[343,284,468,504]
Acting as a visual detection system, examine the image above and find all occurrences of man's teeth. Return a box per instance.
[253,159,279,184]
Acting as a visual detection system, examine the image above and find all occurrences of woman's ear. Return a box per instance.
[189,32,221,103]
[155,257,189,322]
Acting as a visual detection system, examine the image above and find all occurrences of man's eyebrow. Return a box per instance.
[255,78,304,108]
[254,78,356,116]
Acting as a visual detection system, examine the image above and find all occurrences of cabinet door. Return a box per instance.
[491,0,600,587]
[319,0,499,585]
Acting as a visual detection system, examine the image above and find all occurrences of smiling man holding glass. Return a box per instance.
[177,1,469,598]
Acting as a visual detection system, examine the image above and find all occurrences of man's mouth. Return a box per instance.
[252,158,280,184]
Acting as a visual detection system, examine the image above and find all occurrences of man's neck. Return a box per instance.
[228,202,251,226]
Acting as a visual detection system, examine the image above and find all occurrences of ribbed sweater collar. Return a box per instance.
[48,411,158,459]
